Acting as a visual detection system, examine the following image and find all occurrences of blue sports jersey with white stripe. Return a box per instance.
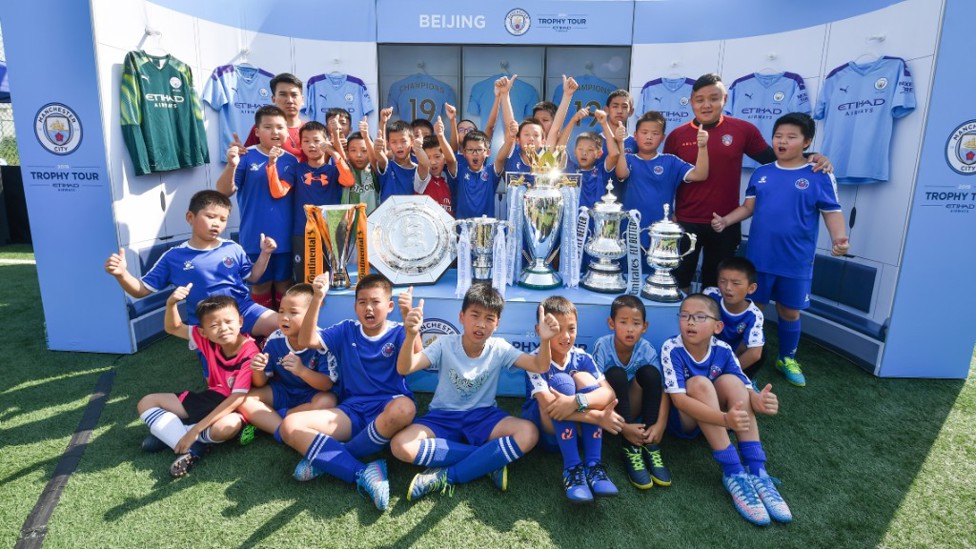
[660,335,752,394]
[261,329,334,390]
[703,287,766,352]
[318,320,412,401]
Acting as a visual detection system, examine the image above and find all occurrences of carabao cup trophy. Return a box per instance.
[641,204,697,302]
[505,145,581,290]
[578,181,643,295]
[455,215,510,297]
[303,203,368,288]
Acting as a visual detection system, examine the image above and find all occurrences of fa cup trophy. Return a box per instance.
[579,181,642,294]
[641,204,697,302]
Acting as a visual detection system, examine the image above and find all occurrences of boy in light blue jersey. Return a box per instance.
[704,257,766,378]
[662,294,787,526]
[712,113,849,387]
[392,284,560,501]
[279,273,420,512]
[592,295,670,490]
[104,190,278,337]
[522,296,622,503]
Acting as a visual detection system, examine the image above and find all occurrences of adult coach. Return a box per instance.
[664,73,829,291]
[242,73,307,161]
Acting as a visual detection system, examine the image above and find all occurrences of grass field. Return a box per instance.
[1,246,974,548]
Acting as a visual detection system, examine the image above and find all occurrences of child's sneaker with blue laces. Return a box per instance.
[356,459,390,511]
[750,472,793,523]
[563,464,594,503]
[775,357,806,387]
[407,468,453,502]
[622,444,653,489]
[723,472,770,526]
[643,444,672,486]
[585,463,618,497]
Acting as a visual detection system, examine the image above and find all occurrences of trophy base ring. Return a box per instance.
[519,267,563,290]
[640,284,683,302]
[581,272,627,294]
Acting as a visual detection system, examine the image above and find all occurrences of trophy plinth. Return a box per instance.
[641,204,697,302]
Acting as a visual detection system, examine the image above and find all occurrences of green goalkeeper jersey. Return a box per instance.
[120,51,209,176]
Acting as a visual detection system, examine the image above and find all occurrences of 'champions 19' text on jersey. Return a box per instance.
[387,73,457,123]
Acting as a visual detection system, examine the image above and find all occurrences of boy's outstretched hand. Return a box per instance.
[167,283,193,305]
[404,298,425,335]
[537,305,560,341]
[104,247,127,276]
[614,121,627,143]
[750,383,779,416]
[311,272,332,301]
[444,103,456,121]
[397,286,414,318]
[434,116,445,137]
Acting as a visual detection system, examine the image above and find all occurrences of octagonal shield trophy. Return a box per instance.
[505,145,581,290]
[454,215,510,298]
[577,181,643,295]
[641,204,698,302]
[367,195,456,286]
[303,204,368,288]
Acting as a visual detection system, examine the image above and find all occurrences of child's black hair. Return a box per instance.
[461,283,504,316]
[196,295,240,323]
[717,256,758,285]
[188,190,232,215]
[773,112,816,142]
[610,295,646,322]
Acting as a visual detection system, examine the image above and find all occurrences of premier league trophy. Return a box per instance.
[303,203,368,288]
[641,204,697,302]
[506,145,581,290]
[579,181,642,294]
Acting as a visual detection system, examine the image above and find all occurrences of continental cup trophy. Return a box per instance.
[578,181,643,294]
[455,215,510,287]
[303,203,368,288]
[641,204,697,302]
[505,145,581,290]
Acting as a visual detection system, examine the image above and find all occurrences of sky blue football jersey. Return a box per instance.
[726,72,811,169]
[387,73,457,123]
[469,73,539,127]
[637,77,695,138]
[552,74,619,158]
[202,64,274,159]
[304,73,374,128]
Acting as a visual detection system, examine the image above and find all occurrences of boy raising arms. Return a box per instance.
[279,273,419,511]
[662,294,787,526]
[341,120,380,214]
[138,290,259,477]
[522,296,624,503]
[712,113,848,387]
[392,284,560,501]
[237,283,338,446]
[218,105,298,310]
[415,117,457,216]
[592,295,671,490]
[703,257,767,378]
[104,190,277,337]
[558,107,619,209]
[375,108,430,202]
[453,122,514,220]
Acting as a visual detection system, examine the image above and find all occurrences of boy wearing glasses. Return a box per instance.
[661,294,788,527]
[452,120,515,220]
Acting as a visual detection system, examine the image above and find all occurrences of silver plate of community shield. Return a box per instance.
[367,195,456,285]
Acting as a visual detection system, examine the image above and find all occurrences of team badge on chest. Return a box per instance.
[722,134,733,146]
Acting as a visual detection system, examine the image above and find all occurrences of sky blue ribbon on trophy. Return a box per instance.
[626,210,642,296]
[456,222,472,298]
[492,223,508,298]
[559,185,581,288]
[506,185,527,285]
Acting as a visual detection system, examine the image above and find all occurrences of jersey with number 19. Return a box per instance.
[387,74,457,123]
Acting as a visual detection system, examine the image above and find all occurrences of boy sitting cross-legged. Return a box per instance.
[391,283,560,501]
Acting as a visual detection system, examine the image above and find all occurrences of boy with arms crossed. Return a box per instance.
[138,289,259,477]
[392,284,559,501]
[279,273,419,512]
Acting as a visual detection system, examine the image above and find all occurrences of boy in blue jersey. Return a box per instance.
[616,111,709,247]
[217,105,299,310]
[105,190,278,337]
[452,125,513,219]
[138,291,260,477]
[605,90,637,155]
[391,283,560,501]
[592,295,671,490]
[557,108,618,209]
[712,113,849,387]
[704,257,766,378]
[236,283,338,446]
[662,294,787,526]
[522,296,623,503]
[375,107,430,203]
[279,273,420,511]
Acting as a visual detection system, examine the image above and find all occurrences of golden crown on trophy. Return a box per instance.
[525,144,567,174]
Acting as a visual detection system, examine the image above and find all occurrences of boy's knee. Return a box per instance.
[384,397,417,427]
[389,432,418,463]
[686,376,715,398]
[136,394,161,414]
[548,372,576,395]
[513,421,539,453]
[311,392,338,410]
[635,365,662,388]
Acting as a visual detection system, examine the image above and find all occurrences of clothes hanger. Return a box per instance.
[584,61,595,76]
[666,61,682,80]
[757,53,780,75]
[500,60,511,75]
[139,27,168,57]
[417,61,429,75]
[854,34,886,64]
[236,48,255,69]
[329,57,343,77]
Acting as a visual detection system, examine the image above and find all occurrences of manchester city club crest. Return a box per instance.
[505,8,531,36]
[345,93,354,104]
[679,96,689,106]
[795,178,810,190]
[772,91,785,103]
[34,103,83,155]
[259,88,269,97]
[722,134,733,146]
[170,76,182,89]
[875,77,888,90]
[945,120,976,175]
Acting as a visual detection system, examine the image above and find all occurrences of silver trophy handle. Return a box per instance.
[678,232,698,259]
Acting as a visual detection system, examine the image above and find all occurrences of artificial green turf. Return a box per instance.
[0,243,34,260]
[1,247,974,548]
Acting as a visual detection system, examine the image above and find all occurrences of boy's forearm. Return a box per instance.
[298,369,334,392]
[823,211,847,241]
[415,149,430,180]
[582,385,615,409]
[396,334,419,375]
[671,391,726,427]
[247,251,272,283]
[115,271,151,298]
[723,203,753,226]
[495,136,515,174]
[297,298,324,350]
[164,301,187,338]
[687,147,709,181]
[548,92,574,146]
[737,347,762,370]
[216,164,237,196]
[531,340,552,373]
[615,152,629,181]
[484,95,501,141]
[191,393,246,434]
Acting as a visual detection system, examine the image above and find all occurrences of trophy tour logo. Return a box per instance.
[420,317,460,373]
[946,119,976,175]
[34,103,83,155]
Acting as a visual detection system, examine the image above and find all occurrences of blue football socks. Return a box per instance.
[713,443,745,476]
[306,433,365,484]
[447,436,523,484]
[738,440,768,476]
[414,438,478,467]
[344,420,391,459]
[778,318,802,360]
[579,423,603,467]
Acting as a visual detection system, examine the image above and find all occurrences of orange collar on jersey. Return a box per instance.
[691,115,725,130]
[304,172,330,186]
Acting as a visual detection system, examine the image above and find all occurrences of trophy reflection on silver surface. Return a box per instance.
[641,204,697,302]
[303,203,368,288]
[580,181,641,294]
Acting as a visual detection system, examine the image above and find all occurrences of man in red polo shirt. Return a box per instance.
[664,73,829,291]
[243,73,307,162]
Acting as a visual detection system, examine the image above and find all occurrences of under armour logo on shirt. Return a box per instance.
[304,173,330,186]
